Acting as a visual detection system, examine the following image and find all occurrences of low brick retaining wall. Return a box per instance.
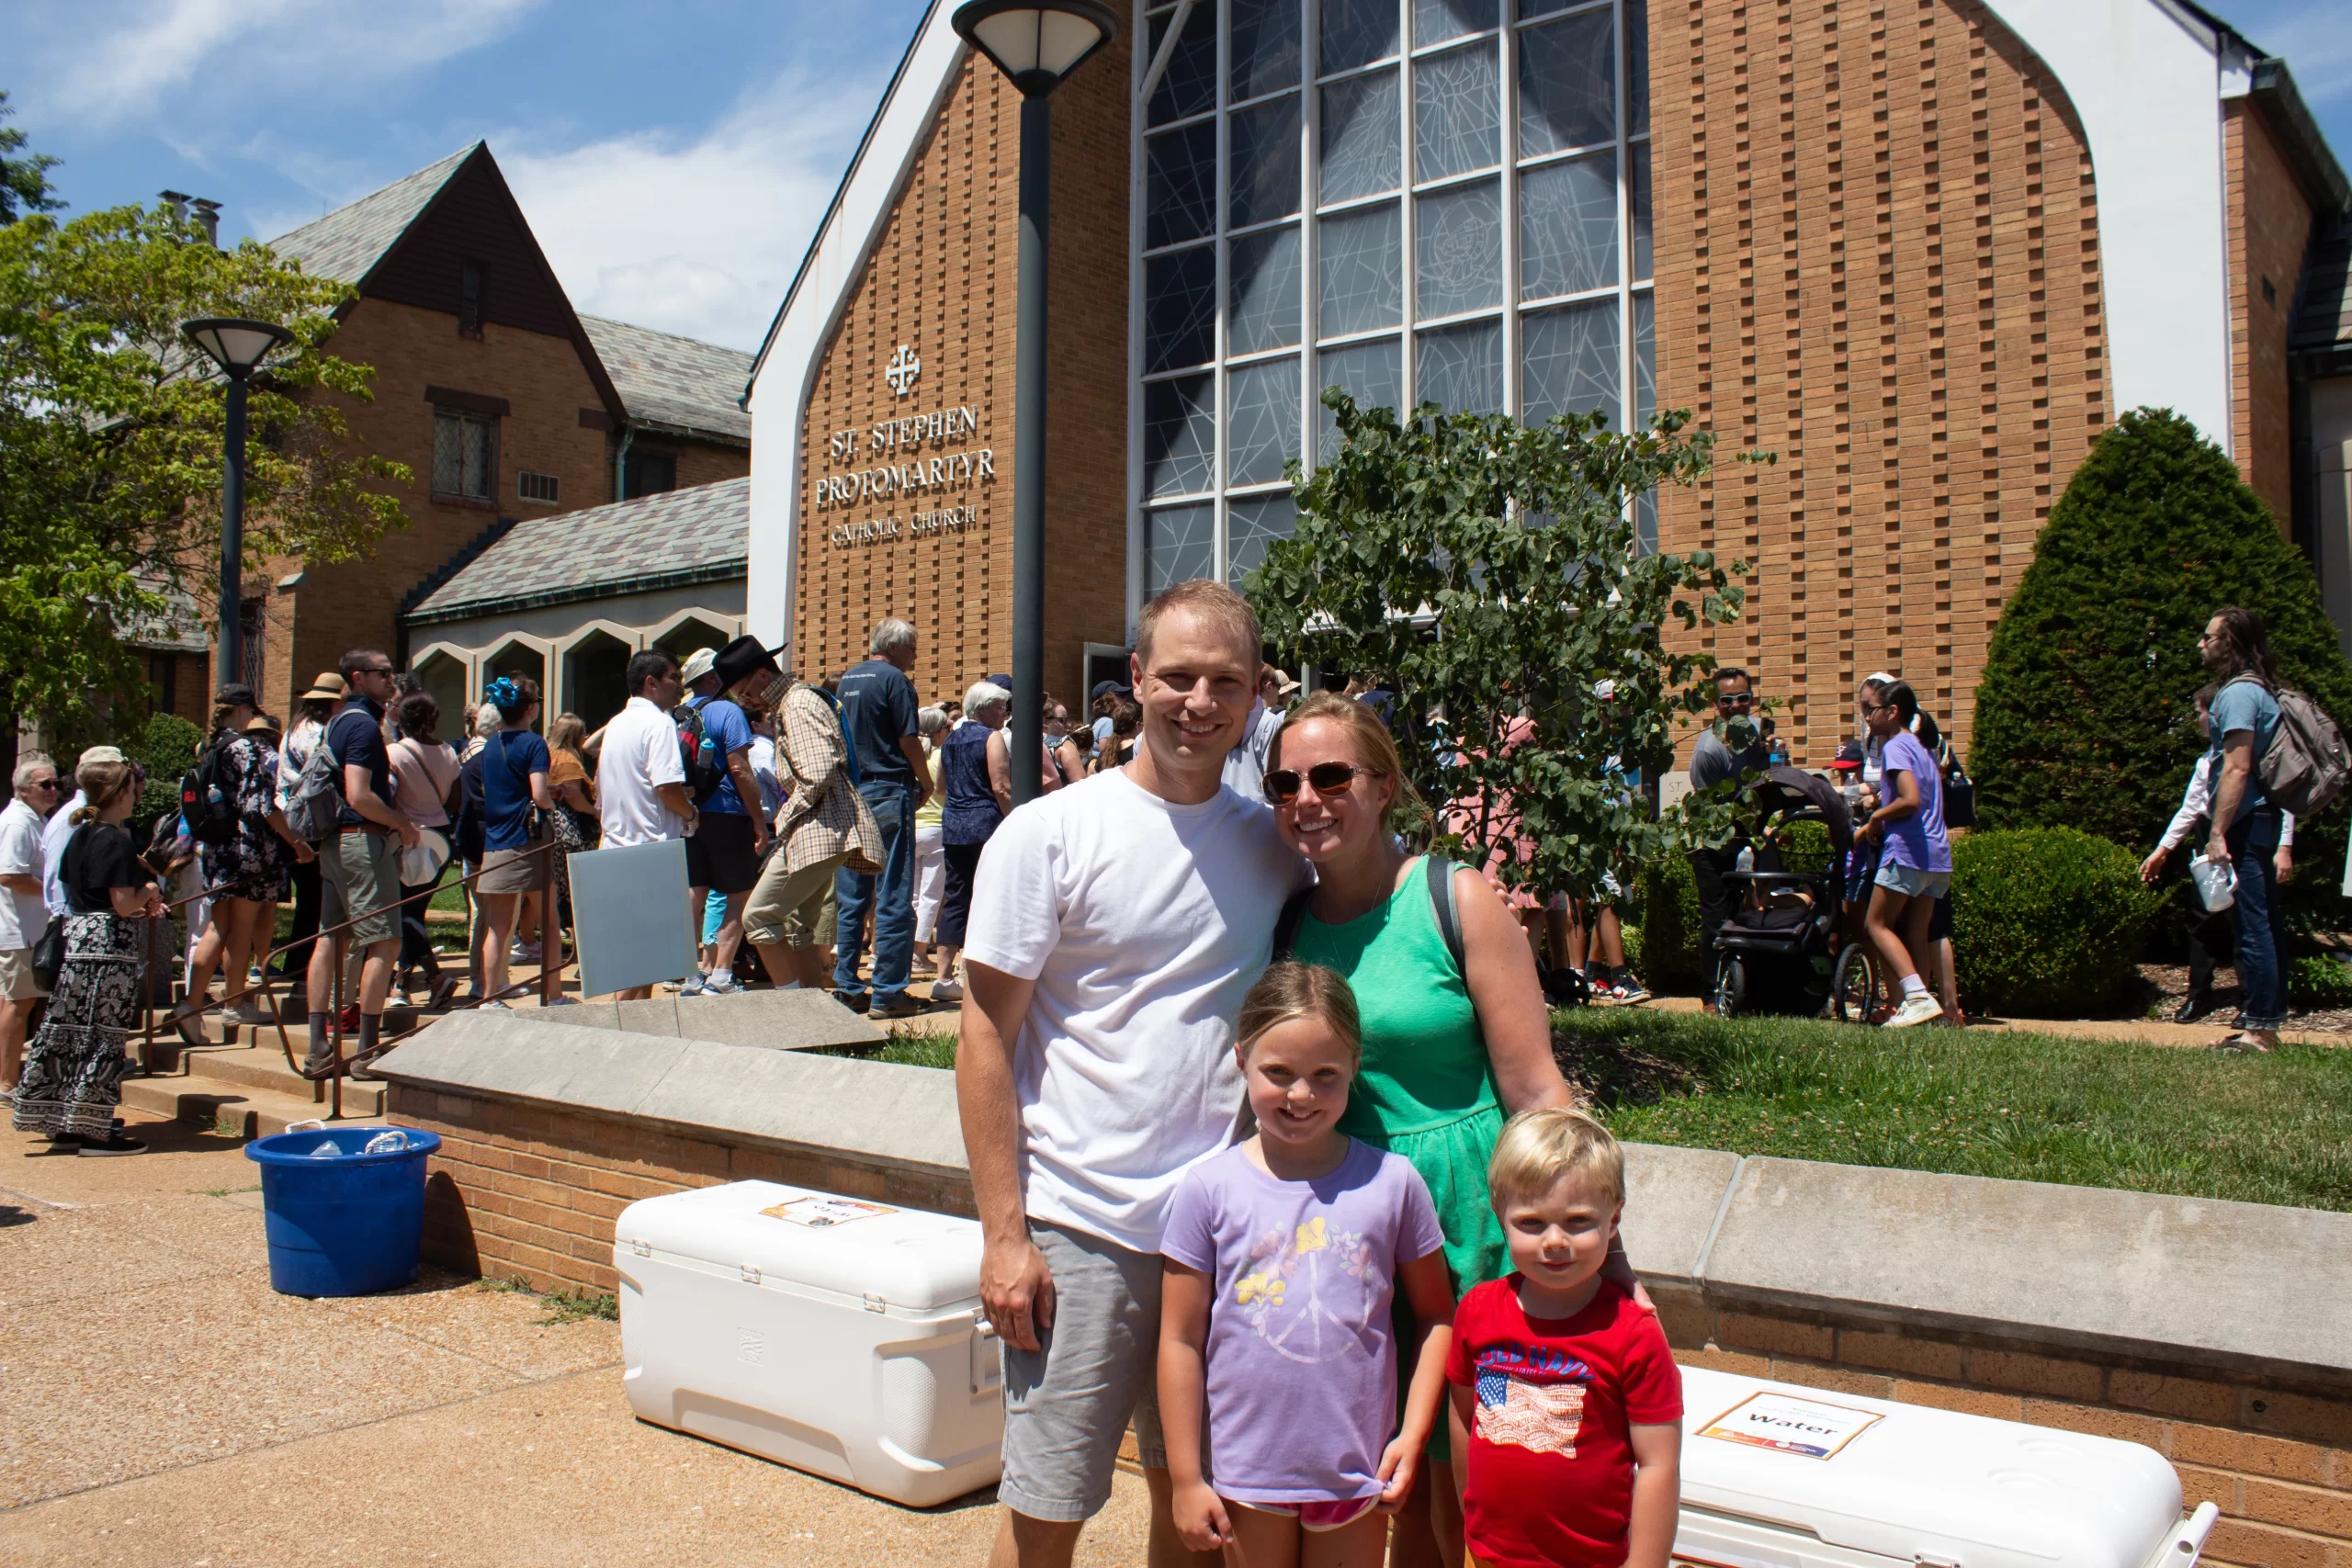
[373,1015,2352,1568]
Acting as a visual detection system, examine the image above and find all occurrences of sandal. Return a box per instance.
[2207,1032,2274,1054]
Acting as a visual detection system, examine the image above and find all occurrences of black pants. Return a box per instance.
[398,880,442,972]
[273,856,322,976]
[2188,908,2236,996]
[939,840,987,949]
[1690,846,1739,964]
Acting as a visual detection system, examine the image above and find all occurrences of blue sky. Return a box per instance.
[6,0,2348,355]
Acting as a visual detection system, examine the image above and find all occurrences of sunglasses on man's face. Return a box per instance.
[1716,692,1754,707]
[28,779,59,792]
[1263,762,1375,805]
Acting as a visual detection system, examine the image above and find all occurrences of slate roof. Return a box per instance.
[267,145,476,286]
[405,476,750,625]
[2293,217,2352,352]
[580,315,755,444]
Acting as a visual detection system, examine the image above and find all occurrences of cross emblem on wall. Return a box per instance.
[885,344,921,398]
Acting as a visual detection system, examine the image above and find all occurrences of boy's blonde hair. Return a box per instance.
[1235,961,1362,1067]
[1487,1106,1624,1209]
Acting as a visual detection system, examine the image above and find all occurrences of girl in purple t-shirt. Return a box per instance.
[1159,962,1456,1565]
[1855,678,1952,1029]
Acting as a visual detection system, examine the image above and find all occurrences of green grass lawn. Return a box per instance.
[1559,1009,2352,1213]
[820,1031,958,1069]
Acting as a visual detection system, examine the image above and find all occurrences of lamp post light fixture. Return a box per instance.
[181,316,295,688]
[950,0,1120,806]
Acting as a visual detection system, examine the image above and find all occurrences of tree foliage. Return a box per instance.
[0,199,412,730]
[1970,409,2352,854]
[0,91,62,226]
[1248,390,1756,902]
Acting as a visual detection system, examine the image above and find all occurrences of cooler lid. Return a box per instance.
[616,1180,982,1312]
[1679,1368,2185,1568]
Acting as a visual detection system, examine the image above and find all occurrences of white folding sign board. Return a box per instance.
[567,838,696,998]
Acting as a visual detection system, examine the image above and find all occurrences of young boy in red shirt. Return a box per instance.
[1447,1108,1682,1568]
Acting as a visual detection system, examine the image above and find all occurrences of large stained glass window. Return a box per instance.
[1136,0,1657,585]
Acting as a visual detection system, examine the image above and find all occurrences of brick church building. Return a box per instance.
[742,0,2352,763]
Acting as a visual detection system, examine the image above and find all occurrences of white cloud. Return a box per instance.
[496,72,880,352]
[30,0,542,128]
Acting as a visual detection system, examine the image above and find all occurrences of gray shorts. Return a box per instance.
[1874,860,1951,899]
[322,829,401,951]
[999,1221,1168,1523]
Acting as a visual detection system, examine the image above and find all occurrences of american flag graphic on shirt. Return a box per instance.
[1476,1368,1587,1457]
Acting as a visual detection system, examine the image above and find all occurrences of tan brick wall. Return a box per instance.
[2224,102,2314,532]
[794,38,1132,708]
[1663,1297,2352,1568]
[1653,0,2109,766]
[673,438,751,495]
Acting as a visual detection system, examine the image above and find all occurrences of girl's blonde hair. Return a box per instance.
[71,759,138,825]
[1271,690,1426,831]
[1235,961,1363,1066]
[548,712,587,756]
[1487,1106,1624,1210]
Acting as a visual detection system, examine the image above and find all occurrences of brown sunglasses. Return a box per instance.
[1263,762,1377,805]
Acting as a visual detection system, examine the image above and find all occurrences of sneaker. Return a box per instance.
[872,996,926,1021]
[1886,992,1945,1029]
[509,942,540,964]
[1612,977,1653,1004]
[229,998,274,1025]
[701,972,744,997]
[480,999,512,1012]
[677,972,707,998]
[80,1134,148,1156]
[928,978,965,1004]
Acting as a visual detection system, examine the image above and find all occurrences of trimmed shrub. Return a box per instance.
[2290,954,2352,1010]
[1951,829,2165,1015]
[1776,818,1833,873]
[1638,853,1702,992]
[121,710,202,843]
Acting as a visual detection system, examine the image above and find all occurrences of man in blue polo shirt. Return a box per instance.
[306,649,419,1076]
[679,642,771,997]
[832,617,930,1017]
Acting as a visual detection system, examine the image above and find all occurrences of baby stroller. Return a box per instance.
[1708,766,1876,1021]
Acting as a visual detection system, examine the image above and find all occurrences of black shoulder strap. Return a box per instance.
[1271,886,1314,963]
[1424,854,1464,972]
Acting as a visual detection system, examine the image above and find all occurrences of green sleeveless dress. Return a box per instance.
[1289,858,1510,1297]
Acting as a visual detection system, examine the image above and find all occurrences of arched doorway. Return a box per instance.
[413,649,469,742]
[484,640,547,732]
[564,630,632,734]
[654,616,731,670]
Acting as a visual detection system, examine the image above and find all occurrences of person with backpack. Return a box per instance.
[470,676,555,1010]
[2199,609,2295,1052]
[165,683,313,1044]
[300,650,420,1077]
[676,639,775,998]
[1262,690,1594,1563]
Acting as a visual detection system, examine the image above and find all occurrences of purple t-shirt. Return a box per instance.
[1879,730,1951,872]
[1160,1139,1446,1503]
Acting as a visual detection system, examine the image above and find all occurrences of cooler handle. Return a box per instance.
[970,1316,1003,1397]
[2151,1503,2220,1568]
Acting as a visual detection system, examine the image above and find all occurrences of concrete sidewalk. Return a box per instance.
[1635,992,2351,1048]
[0,1111,1152,1566]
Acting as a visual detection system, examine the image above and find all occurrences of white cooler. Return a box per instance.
[615,1180,1003,1506]
[1676,1368,2219,1568]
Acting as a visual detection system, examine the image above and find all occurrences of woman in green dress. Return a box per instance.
[1267,691,1595,1568]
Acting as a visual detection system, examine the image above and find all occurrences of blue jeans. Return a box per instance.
[833,781,916,1003]
[2227,809,2288,1031]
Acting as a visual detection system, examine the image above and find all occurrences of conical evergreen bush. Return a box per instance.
[1970,410,2352,865]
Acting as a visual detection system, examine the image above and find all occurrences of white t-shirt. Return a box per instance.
[42,793,84,919]
[0,798,48,949]
[962,768,1308,1255]
[596,696,687,847]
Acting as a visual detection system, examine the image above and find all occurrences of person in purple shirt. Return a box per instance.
[1853,678,1951,1029]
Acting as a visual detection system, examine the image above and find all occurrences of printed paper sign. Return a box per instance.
[1698,1392,1885,1460]
[762,1196,897,1229]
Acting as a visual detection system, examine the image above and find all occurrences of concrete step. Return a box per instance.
[120,1071,383,1139]
[140,1045,390,1116]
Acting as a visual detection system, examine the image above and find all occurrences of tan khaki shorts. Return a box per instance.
[742,850,849,950]
[322,830,401,951]
[476,847,543,896]
[0,945,46,1001]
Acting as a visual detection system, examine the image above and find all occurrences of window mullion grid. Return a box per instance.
[1128,0,1149,628]
[1397,0,1416,414]
[1214,0,1232,582]
[1500,0,1521,421]
[1301,0,1320,473]
[1613,0,1634,462]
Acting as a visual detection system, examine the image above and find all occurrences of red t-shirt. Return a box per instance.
[1445,1276,1683,1568]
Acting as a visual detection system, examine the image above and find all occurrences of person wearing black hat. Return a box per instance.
[678,636,777,997]
[167,683,315,1044]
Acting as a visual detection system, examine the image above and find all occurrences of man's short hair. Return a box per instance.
[871,617,918,658]
[626,649,676,696]
[1487,1106,1624,1210]
[339,648,389,682]
[13,751,56,790]
[1135,579,1261,670]
[1713,665,1753,690]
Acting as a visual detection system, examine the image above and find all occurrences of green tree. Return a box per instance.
[1970,409,2352,852]
[0,91,62,225]
[0,199,412,731]
[1249,391,1756,903]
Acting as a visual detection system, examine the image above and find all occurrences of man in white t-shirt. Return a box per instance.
[594,650,697,1000]
[958,580,1306,1565]
[0,751,62,1094]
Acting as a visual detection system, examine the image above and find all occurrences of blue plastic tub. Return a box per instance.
[245,1125,442,1297]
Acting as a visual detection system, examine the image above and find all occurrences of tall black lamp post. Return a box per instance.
[182,317,295,688]
[950,0,1120,806]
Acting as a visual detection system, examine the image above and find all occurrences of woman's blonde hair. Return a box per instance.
[1235,961,1362,1067]
[72,759,138,825]
[1487,1106,1623,1210]
[548,712,587,756]
[1271,690,1425,830]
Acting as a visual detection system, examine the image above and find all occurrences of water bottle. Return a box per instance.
[362,1130,409,1155]
[2190,856,2235,913]
[309,1139,341,1158]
